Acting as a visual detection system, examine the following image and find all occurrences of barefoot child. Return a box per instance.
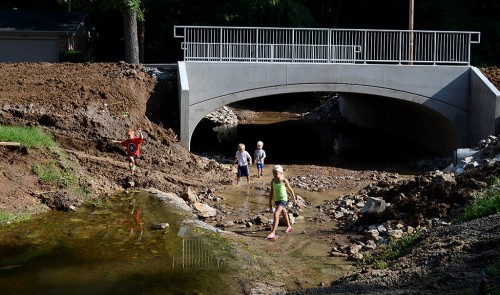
[113,128,144,175]
[253,141,266,177]
[233,143,252,185]
[266,165,299,240]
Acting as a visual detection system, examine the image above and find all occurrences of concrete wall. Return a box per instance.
[469,67,500,146]
[338,93,461,155]
[178,61,480,154]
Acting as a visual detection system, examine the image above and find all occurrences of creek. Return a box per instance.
[0,191,241,295]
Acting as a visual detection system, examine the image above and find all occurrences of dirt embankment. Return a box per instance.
[0,62,234,214]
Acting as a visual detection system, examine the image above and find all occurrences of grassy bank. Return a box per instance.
[0,125,86,225]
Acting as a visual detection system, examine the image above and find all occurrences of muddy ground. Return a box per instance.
[0,62,499,294]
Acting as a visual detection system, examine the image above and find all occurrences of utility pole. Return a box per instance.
[65,0,71,11]
[409,0,414,64]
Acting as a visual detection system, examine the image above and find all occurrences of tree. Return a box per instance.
[58,0,142,64]
[117,0,141,64]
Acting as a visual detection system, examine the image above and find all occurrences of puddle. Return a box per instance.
[0,191,241,295]
[215,163,351,221]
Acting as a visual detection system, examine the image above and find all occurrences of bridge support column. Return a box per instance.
[178,62,191,149]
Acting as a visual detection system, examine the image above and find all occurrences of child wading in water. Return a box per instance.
[112,128,144,175]
[253,141,266,178]
[266,165,299,240]
[233,143,252,184]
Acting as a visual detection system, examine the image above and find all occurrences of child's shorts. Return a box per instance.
[237,165,249,177]
[256,163,264,169]
[274,200,288,208]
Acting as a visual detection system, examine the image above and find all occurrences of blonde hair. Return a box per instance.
[257,141,263,147]
[127,128,135,137]
[238,143,245,151]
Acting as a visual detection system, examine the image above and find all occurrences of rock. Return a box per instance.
[387,229,404,239]
[360,197,386,214]
[181,187,199,204]
[331,251,349,258]
[151,223,170,230]
[349,252,364,261]
[193,202,217,218]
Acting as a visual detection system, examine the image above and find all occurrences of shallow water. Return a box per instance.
[191,109,428,174]
[0,191,241,295]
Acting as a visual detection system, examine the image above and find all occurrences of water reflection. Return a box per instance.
[173,227,225,269]
[128,202,144,241]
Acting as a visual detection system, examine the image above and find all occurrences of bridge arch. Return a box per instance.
[188,83,462,154]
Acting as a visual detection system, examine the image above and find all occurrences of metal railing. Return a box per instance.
[174,26,480,65]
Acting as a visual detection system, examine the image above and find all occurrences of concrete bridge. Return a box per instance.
[174,26,500,155]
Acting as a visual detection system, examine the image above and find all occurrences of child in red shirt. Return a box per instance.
[113,128,144,175]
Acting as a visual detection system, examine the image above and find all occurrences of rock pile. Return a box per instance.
[315,135,500,260]
[204,106,239,125]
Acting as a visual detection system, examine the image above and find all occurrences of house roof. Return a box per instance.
[0,10,88,33]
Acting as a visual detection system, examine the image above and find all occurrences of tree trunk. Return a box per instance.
[120,7,140,64]
[138,0,145,63]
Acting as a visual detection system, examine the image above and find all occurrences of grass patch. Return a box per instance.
[0,125,89,225]
[459,176,500,222]
[364,232,421,269]
[0,125,56,148]
[32,160,77,187]
[0,212,32,226]
[70,186,90,200]
[487,263,500,277]
[0,125,81,190]
[485,263,500,295]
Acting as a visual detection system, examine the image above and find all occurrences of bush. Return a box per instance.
[459,176,500,221]
[59,50,85,63]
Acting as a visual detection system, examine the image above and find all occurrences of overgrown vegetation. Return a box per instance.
[364,233,422,269]
[459,176,500,222]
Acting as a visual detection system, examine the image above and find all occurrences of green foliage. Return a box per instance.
[91,198,104,208]
[70,186,91,200]
[485,263,500,295]
[459,176,500,221]
[32,160,77,187]
[374,259,389,269]
[0,125,82,189]
[0,212,32,226]
[0,126,56,149]
[487,263,500,277]
[59,50,85,63]
[365,232,421,269]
